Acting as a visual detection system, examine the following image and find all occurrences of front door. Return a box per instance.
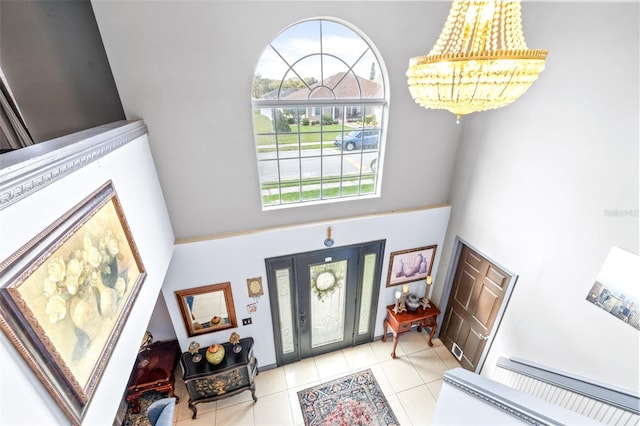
[266,240,385,365]
[440,244,513,372]
[296,248,358,359]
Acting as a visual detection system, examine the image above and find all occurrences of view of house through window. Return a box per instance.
[252,18,387,208]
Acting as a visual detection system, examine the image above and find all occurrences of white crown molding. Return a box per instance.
[0,120,147,210]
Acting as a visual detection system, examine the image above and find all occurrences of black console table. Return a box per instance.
[180,337,257,419]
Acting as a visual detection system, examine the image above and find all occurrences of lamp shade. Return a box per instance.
[407,0,547,120]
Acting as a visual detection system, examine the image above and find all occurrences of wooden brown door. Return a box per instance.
[441,245,512,371]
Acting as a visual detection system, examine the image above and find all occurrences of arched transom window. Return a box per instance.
[252,18,388,209]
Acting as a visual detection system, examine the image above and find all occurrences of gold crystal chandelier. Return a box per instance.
[407,0,547,122]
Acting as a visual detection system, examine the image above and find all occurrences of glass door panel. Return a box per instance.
[275,268,295,354]
[357,253,376,335]
[266,257,299,365]
[297,248,357,358]
[309,260,347,348]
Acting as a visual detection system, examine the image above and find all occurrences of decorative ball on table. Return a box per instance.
[205,344,225,365]
[406,293,420,311]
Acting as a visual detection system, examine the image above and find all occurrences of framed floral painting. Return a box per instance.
[0,181,146,425]
[386,245,436,287]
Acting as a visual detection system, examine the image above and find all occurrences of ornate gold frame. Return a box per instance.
[0,181,146,425]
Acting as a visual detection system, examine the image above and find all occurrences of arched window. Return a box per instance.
[252,18,388,209]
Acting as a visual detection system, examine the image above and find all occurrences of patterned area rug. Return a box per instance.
[297,369,399,426]
[121,391,167,426]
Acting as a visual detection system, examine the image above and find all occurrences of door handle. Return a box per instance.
[299,311,306,325]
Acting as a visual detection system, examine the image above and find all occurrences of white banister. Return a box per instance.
[432,368,601,425]
[494,357,639,426]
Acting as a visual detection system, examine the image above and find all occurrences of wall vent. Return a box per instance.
[451,342,463,361]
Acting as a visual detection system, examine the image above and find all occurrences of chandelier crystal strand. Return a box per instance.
[407,0,547,122]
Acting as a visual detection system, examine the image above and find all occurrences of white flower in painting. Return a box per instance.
[66,258,83,279]
[43,278,58,298]
[65,259,83,295]
[83,235,94,251]
[86,246,102,269]
[46,295,67,323]
[105,232,120,257]
[47,257,66,282]
[66,281,79,295]
[115,277,126,298]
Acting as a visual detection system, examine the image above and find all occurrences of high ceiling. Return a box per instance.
[91,1,462,239]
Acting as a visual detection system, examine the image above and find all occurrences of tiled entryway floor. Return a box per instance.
[172,333,461,426]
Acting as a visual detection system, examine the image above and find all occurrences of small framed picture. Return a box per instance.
[386,245,437,287]
[246,277,264,297]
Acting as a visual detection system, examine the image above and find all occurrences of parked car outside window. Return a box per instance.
[335,128,380,151]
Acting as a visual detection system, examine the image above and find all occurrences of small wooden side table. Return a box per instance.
[382,303,440,359]
[126,340,180,413]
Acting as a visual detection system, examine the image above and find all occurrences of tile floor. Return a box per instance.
[171,333,461,426]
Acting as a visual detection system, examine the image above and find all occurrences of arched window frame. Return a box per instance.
[252,17,389,209]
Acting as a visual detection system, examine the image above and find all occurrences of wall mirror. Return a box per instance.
[175,282,237,337]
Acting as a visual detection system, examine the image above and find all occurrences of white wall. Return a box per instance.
[146,292,178,343]
[91,0,461,239]
[0,124,175,425]
[436,2,639,392]
[163,205,451,366]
